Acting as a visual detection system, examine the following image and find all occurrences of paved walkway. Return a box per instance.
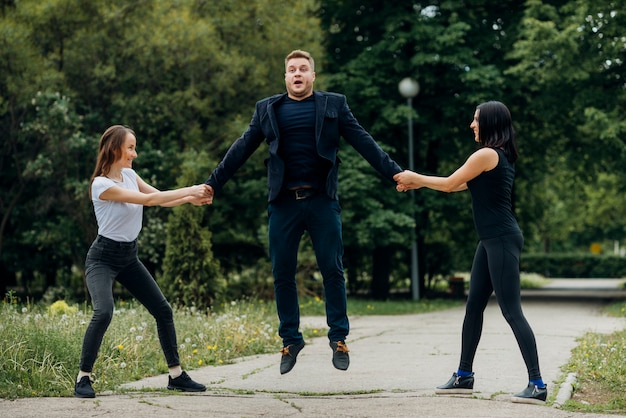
[1,279,625,417]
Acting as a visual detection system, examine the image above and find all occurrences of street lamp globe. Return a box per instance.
[398,77,420,99]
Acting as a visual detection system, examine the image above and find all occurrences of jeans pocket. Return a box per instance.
[85,242,106,274]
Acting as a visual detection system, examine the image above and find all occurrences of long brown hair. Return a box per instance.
[89,125,135,198]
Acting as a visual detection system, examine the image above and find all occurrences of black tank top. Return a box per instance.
[466,148,521,240]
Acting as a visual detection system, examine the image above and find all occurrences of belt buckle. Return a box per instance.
[295,189,307,200]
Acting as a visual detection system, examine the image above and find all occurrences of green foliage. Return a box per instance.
[522,253,626,278]
[4,91,96,299]
[160,152,225,308]
[339,146,413,249]
[519,272,550,289]
[0,293,461,399]
[0,296,285,399]
[2,0,626,303]
[577,172,626,241]
[0,299,85,398]
[160,203,223,308]
[0,0,324,301]
[320,1,526,293]
[299,295,463,316]
[603,300,626,317]
[563,308,626,415]
[321,0,626,292]
[507,0,626,253]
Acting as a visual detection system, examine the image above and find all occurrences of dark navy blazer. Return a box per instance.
[206,90,402,202]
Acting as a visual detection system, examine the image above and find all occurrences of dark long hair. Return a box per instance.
[89,125,135,198]
[476,101,518,163]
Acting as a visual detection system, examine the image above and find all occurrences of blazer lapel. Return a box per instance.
[314,91,326,144]
[267,93,286,139]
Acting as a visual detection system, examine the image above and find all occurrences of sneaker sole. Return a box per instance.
[167,385,206,392]
[74,393,96,398]
[332,362,349,371]
[510,396,546,405]
[435,388,473,395]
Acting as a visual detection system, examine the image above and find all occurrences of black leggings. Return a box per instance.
[459,233,541,380]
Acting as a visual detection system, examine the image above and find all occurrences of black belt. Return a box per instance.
[289,188,318,200]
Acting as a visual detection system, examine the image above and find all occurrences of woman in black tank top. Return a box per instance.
[394,101,546,404]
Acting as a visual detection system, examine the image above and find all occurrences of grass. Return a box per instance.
[0,292,460,399]
[300,295,463,316]
[429,271,550,291]
[519,272,551,289]
[0,295,286,399]
[560,299,626,415]
[3,279,625,416]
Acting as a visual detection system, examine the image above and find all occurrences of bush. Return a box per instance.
[521,253,626,278]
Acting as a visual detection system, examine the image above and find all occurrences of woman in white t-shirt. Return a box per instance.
[75,125,212,398]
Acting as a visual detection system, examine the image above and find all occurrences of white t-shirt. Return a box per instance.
[91,168,143,242]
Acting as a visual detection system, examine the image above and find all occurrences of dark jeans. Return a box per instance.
[460,232,542,380]
[79,235,180,372]
[268,193,349,346]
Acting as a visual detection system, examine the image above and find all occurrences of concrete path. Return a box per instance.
[1,279,625,417]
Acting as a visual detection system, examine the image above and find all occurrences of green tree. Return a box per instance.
[6,0,624,302]
[320,1,527,296]
[0,5,65,294]
[507,0,626,252]
[2,90,95,299]
[0,0,324,300]
[160,152,224,308]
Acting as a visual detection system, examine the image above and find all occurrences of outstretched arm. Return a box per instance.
[205,105,267,194]
[394,171,468,192]
[394,147,498,193]
[99,176,212,207]
[336,95,403,181]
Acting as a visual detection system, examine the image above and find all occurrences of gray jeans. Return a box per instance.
[79,235,180,372]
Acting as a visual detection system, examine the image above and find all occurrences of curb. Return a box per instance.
[553,372,577,408]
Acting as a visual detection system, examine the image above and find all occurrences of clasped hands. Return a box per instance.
[189,184,214,206]
[394,170,421,192]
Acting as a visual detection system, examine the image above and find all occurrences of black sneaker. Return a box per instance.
[74,376,95,398]
[329,341,350,371]
[279,342,305,374]
[511,382,547,404]
[435,372,474,394]
[167,371,206,392]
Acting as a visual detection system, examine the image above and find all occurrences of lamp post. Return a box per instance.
[398,77,420,301]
